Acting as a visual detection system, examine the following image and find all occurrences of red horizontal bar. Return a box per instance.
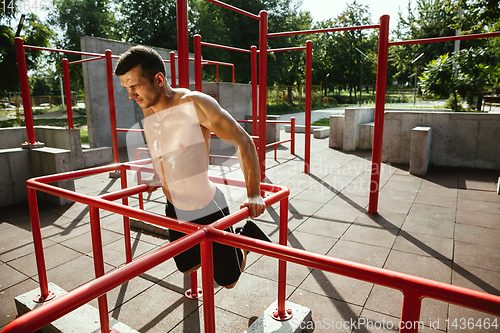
[23,45,106,58]
[266,139,291,148]
[68,56,105,65]
[204,0,260,20]
[237,120,293,124]
[267,46,306,53]
[0,230,207,333]
[389,31,500,46]
[203,60,234,67]
[268,24,380,38]
[117,128,145,133]
[209,229,500,317]
[201,41,251,53]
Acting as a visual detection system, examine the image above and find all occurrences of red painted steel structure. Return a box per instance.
[368,15,390,214]
[258,10,268,184]
[170,51,177,88]
[61,59,74,129]
[251,46,258,136]
[176,0,189,88]
[3,161,500,332]
[105,50,120,165]
[304,40,312,174]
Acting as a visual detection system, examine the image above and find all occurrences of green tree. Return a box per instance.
[420,47,496,110]
[48,0,117,92]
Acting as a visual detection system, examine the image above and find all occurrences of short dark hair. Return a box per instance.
[114,45,166,80]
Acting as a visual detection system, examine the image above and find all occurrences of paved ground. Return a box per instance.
[1,129,500,332]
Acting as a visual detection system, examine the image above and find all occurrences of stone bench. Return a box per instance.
[409,126,432,176]
[313,127,329,139]
[285,124,325,133]
[358,122,374,150]
[329,115,344,149]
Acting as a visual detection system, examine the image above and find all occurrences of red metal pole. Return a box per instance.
[14,37,36,145]
[201,240,216,333]
[27,188,54,302]
[120,170,132,263]
[170,51,177,88]
[105,50,120,164]
[216,64,219,82]
[290,117,295,155]
[304,40,312,174]
[274,196,291,320]
[62,58,74,129]
[177,0,189,88]
[251,46,258,137]
[194,34,202,92]
[89,206,111,333]
[368,15,390,215]
[259,11,268,183]
[400,291,423,333]
[232,65,235,83]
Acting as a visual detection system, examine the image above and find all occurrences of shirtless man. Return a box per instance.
[115,46,270,288]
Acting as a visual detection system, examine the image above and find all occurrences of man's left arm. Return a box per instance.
[194,93,265,218]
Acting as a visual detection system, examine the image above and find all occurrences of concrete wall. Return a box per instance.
[382,111,500,169]
[343,107,374,151]
[81,36,195,149]
[0,148,30,206]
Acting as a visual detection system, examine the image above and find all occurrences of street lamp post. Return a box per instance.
[411,53,425,105]
[325,73,330,97]
[355,47,368,101]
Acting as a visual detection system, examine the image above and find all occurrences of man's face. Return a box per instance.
[119,65,161,110]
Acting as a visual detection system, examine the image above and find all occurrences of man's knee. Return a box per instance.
[182,263,201,274]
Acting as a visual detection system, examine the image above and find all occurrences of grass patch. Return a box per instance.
[311,118,330,126]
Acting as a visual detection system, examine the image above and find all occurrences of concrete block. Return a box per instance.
[0,127,27,149]
[246,115,280,144]
[284,125,323,134]
[313,127,329,139]
[0,148,31,208]
[329,115,344,149]
[130,219,169,238]
[343,107,374,151]
[244,300,312,333]
[15,282,139,333]
[83,147,113,168]
[29,147,75,206]
[358,122,374,150]
[381,113,402,163]
[410,126,432,176]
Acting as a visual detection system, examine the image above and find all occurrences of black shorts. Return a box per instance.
[166,187,243,286]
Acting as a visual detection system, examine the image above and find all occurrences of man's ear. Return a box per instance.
[154,72,165,87]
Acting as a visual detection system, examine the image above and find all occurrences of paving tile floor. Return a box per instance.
[1,129,500,332]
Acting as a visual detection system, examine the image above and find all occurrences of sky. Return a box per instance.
[298,0,411,34]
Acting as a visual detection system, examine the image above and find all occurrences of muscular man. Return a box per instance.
[115,46,270,288]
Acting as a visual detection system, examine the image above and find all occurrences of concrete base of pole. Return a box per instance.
[244,300,312,333]
[130,218,170,238]
[109,171,121,178]
[15,282,138,333]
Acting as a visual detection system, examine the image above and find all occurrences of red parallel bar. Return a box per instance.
[268,24,380,38]
[27,188,50,300]
[304,40,312,174]
[267,46,306,52]
[194,35,202,92]
[105,50,120,164]
[204,0,260,20]
[14,37,36,145]
[170,51,177,88]
[121,171,133,263]
[251,46,258,137]
[216,64,219,82]
[237,120,293,124]
[62,59,74,129]
[290,117,295,155]
[389,31,500,46]
[89,206,110,332]
[368,15,390,215]
[1,230,207,333]
[201,240,216,333]
[67,56,104,65]
[232,65,235,83]
[208,229,500,318]
[258,10,268,184]
[201,41,251,53]
[177,0,189,88]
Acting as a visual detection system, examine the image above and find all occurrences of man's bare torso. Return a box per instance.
[143,100,215,210]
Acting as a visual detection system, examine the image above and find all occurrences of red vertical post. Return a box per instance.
[216,64,219,82]
[121,169,132,263]
[290,117,295,155]
[274,196,292,320]
[232,65,235,83]
[62,58,74,129]
[89,206,110,333]
[177,0,189,88]
[105,49,120,164]
[400,290,423,333]
[304,40,312,174]
[258,11,268,183]
[201,240,216,333]
[170,51,177,88]
[251,46,258,137]
[14,37,36,145]
[368,15,390,215]
[194,34,202,92]
[27,188,54,302]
